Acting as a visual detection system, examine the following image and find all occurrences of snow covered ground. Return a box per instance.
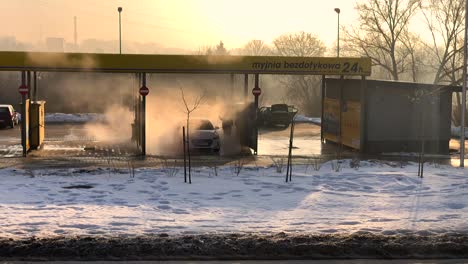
[294,115,321,125]
[452,126,468,139]
[45,113,104,123]
[0,160,467,239]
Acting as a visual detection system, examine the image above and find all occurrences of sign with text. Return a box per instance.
[0,52,371,76]
[249,57,370,75]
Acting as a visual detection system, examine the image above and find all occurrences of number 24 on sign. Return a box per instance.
[342,63,361,73]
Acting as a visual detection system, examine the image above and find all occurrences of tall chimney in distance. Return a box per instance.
[74,16,78,50]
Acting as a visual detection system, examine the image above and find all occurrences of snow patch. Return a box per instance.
[294,115,321,125]
[451,126,468,139]
[45,113,104,123]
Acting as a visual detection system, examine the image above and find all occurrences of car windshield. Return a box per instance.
[191,120,214,130]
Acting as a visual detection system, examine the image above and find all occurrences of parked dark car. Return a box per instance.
[0,104,19,128]
[258,104,298,127]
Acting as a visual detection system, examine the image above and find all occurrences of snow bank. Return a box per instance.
[45,113,105,123]
[294,115,321,125]
[0,160,466,239]
[45,113,104,123]
[451,126,468,139]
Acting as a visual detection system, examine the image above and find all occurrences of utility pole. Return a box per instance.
[74,16,78,50]
[460,0,467,167]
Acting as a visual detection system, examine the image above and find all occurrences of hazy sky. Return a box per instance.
[0,0,357,50]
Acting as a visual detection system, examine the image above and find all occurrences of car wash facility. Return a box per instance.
[0,51,371,157]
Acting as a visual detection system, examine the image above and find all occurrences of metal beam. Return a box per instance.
[254,74,260,155]
[244,74,248,101]
[360,76,367,152]
[33,71,38,102]
[321,75,325,143]
[27,71,31,99]
[142,73,147,156]
[20,71,27,157]
[230,73,234,99]
[461,0,468,167]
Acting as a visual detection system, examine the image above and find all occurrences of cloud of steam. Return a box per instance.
[29,68,288,156]
[84,104,133,143]
[145,87,230,156]
[85,105,133,144]
[26,52,98,70]
[34,72,136,113]
[78,80,241,156]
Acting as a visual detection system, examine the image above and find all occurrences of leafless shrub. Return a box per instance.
[271,157,286,173]
[431,159,441,169]
[161,158,179,177]
[399,152,407,168]
[26,169,35,178]
[304,156,321,174]
[350,157,360,169]
[230,159,245,176]
[106,156,113,177]
[209,161,219,177]
[310,156,322,172]
[331,159,342,172]
[128,160,135,178]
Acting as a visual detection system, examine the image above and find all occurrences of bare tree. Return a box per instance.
[421,0,466,125]
[272,32,326,116]
[240,40,272,56]
[273,32,326,57]
[422,0,465,85]
[343,0,420,81]
[400,30,426,82]
[195,45,214,55]
[180,86,205,183]
[196,41,230,56]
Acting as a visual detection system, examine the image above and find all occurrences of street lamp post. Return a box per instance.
[117,6,124,107]
[334,8,340,57]
[118,7,123,54]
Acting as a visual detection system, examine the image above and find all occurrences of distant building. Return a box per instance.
[0,36,17,51]
[46,37,64,52]
[65,42,79,52]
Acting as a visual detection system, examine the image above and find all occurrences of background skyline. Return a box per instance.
[0,0,357,51]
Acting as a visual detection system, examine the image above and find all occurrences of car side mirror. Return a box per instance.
[215,126,220,130]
